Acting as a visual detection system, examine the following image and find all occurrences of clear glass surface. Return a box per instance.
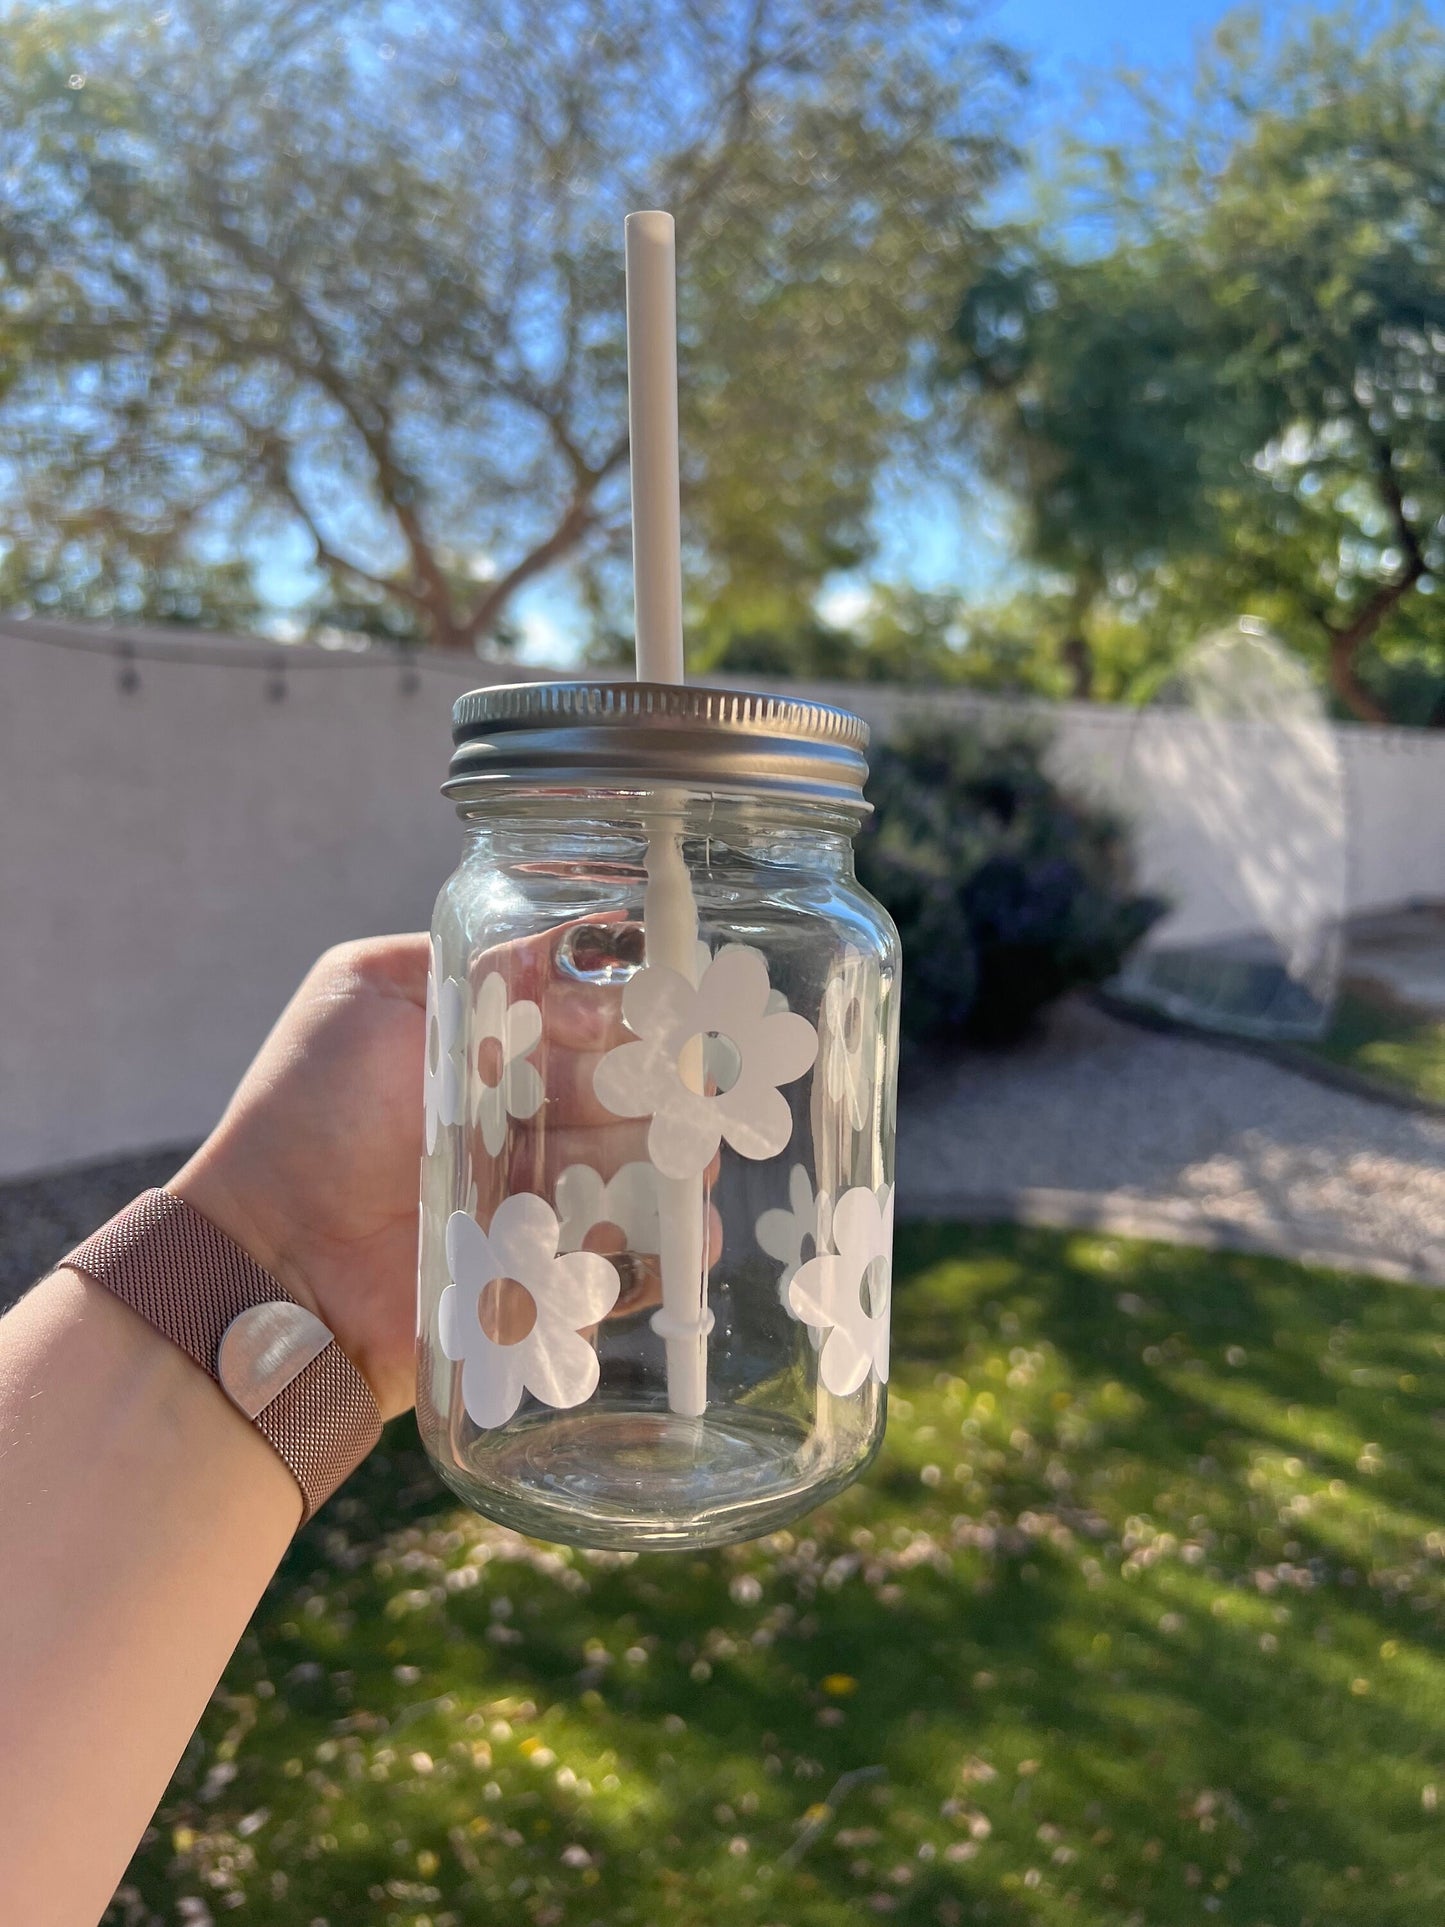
[417,790,900,1549]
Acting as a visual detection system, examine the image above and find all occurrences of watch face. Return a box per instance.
[217,1300,335,1418]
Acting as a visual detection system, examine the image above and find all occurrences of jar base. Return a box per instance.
[428,1403,880,1551]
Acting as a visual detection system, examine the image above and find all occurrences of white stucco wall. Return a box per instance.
[1,621,518,1178]
[3,619,1442,1178]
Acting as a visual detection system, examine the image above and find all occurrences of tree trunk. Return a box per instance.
[1061,632,1093,701]
[1321,560,1424,725]
[1323,427,1427,724]
[461,495,599,652]
[1325,623,1391,725]
[426,610,473,653]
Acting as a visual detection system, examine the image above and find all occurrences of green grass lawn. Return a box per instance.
[1300,984,1445,1108]
[109,1227,1445,1927]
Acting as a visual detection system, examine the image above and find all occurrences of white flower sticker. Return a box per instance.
[472,971,544,1156]
[592,944,818,1180]
[821,945,878,1134]
[699,936,791,1016]
[555,1161,660,1255]
[424,937,466,1154]
[756,1162,833,1300]
[694,936,789,1015]
[439,1196,620,1428]
[786,1184,894,1397]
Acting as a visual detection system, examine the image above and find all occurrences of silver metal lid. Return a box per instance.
[445,680,870,808]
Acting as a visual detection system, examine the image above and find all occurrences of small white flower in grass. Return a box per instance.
[424,936,465,1153]
[757,1162,833,1302]
[593,944,817,1180]
[440,1197,619,1427]
[787,1184,894,1396]
[821,945,877,1133]
[555,1161,659,1254]
[472,970,543,1156]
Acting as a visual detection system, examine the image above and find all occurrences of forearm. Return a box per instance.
[0,1267,301,1924]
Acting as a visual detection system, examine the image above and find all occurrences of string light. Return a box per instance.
[3,619,537,690]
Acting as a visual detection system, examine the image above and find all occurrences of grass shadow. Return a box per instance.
[109,1225,1445,1926]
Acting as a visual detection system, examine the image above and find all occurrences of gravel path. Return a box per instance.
[0,1145,191,1315]
[4,1001,1442,1311]
[897,997,1445,1283]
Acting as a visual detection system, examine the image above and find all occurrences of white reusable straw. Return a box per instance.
[624,210,709,1417]
[625,210,685,683]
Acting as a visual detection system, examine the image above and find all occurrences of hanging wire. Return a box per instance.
[2,619,523,681]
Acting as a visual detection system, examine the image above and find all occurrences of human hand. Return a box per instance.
[171,936,433,1419]
[170,927,708,1421]
[464,920,723,1349]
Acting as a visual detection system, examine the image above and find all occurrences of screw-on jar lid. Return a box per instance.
[445,680,870,809]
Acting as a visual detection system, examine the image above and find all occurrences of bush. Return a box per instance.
[856,722,1167,1045]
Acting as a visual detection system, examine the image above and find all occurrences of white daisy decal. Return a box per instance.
[439,1196,620,1428]
[424,936,466,1154]
[786,1184,894,1397]
[554,1161,660,1255]
[820,945,877,1135]
[697,936,790,1016]
[472,971,544,1156]
[592,944,818,1181]
[756,1162,833,1301]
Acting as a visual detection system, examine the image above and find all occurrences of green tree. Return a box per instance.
[0,0,1019,649]
[950,3,1445,722]
[666,584,977,684]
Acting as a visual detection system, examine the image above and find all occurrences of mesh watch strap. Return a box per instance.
[63,1189,382,1522]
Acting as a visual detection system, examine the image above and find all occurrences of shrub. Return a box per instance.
[856,721,1167,1045]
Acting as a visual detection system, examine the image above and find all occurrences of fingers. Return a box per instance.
[469,917,638,1053]
[501,1122,722,1198]
[460,913,715,1217]
[503,1120,653,1195]
[578,1198,726,1337]
[461,917,643,1133]
[312,932,432,1009]
[541,974,630,1053]
[534,1045,638,1132]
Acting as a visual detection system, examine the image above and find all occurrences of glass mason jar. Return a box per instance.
[416,682,900,1550]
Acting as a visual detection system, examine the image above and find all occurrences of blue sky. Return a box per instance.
[996,0,1243,89]
[265,1,1436,662]
[813,0,1445,647]
[343,0,1268,662]
[997,0,1444,101]
[811,0,1253,641]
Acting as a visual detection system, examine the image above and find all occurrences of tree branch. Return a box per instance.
[1370,428,1427,581]
[190,173,464,642]
[462,498,595,645]
[1320,429,1426,724]
[253,430,423,611]
[668,0,781,245]
[461,437,630,645]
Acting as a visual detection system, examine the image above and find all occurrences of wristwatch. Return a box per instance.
[63,1189,382,1521]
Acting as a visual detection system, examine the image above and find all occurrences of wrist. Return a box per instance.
[168,1136,404,1416]
[62,1187,383,1522]
[169,1146,323,1326]
[57,1265,306,1528]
